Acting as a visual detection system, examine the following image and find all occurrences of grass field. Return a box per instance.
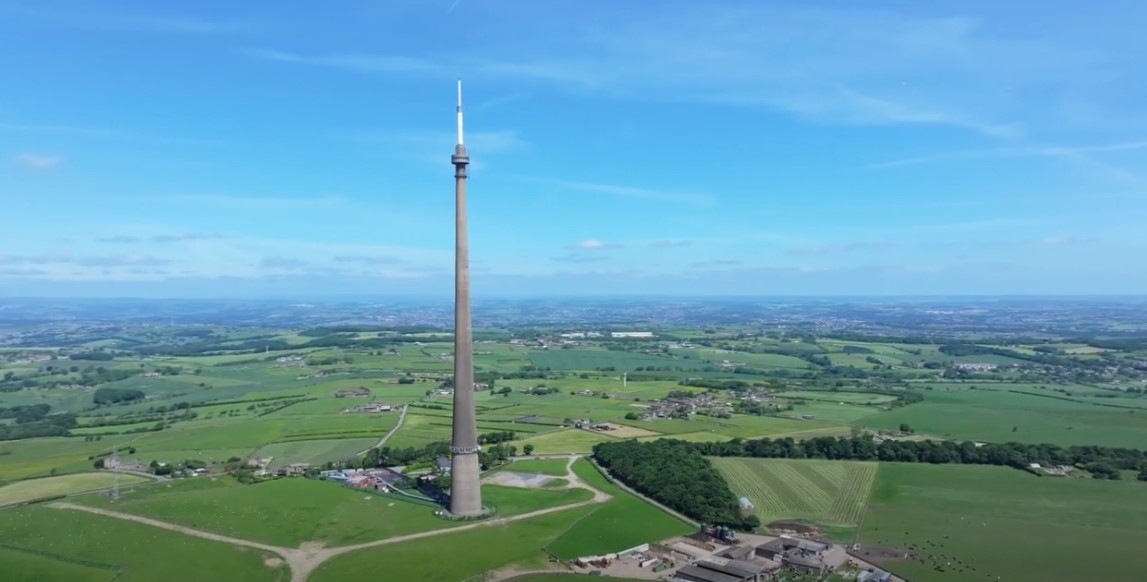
[510,429,623,454]
[251,438,376,468]
[0,472,151,507]
[70,476,590,548]
[0,505,285,582]
[860,389,1147,448]
[713,458,877,535]
[856,463,1147,582]
[544,460,693,559]
[310,505,597,582]
[506,575,646,582]
[505,458,573,476]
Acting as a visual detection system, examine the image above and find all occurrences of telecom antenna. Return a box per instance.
[448,79,483,516]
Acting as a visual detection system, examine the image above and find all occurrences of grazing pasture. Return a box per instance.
[857,463,1147,582]
[713,458,877,533]
[510,429,623,454]
[505,458,573,476]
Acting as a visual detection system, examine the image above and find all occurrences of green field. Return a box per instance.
[310,506,597,582]
[251,438,376,468]
[713,458,877,536]
[0,472,151,507]
[70,476,589,548]
[510,429,623,454]
[861,389,1147,448]
[505,458,573,476]
[857,463,1147,582]
[0,505,285,582]
[544,460,693,559]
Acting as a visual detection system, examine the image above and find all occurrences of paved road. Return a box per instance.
[51,454,611,582]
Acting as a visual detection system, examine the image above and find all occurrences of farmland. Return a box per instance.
[4,298,1147,581]
[713,458,878,536]
[0,505,285,582]
[0,472,151,507]
[856,463,1147,582]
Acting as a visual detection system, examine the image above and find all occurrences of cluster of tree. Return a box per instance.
[593,440,759,531]
[78,366,142,387]
[92,387,146,405]
[68,351,115,361]
[685,435,1147,472]
[477,430,517,445]
[679,378,756,391]
[842,345,876,354]
[0,412,77,441]
[134,338,293,356]
[0,403,52,423]
[307,356,353,366]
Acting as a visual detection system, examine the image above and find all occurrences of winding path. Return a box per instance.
[51,455,610,582]
[355,404,409,455]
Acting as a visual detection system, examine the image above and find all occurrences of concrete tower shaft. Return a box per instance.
[449,80,482,517]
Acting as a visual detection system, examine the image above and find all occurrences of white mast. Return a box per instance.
[456,79,464,146]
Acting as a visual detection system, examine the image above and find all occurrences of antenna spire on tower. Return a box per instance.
[456,79,464,146]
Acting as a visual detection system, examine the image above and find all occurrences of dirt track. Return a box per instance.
[51,455,609,582]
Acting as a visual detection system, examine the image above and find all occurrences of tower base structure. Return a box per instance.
[447,449,485,517]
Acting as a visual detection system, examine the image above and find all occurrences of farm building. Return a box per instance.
[435,456,451,474]
[857,569,893,582]
[673,559,768,582]
[754,537,828,576]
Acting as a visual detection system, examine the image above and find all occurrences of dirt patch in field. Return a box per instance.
[484,471,556,488]
[264,557,283,568]
[849,545,917,565]
[601,423,661,438]
[766,520,823,537]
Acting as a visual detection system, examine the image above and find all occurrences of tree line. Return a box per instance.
[593,439,760,531]
[683,435,1147,474]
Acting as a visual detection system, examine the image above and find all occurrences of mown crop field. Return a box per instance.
[509,429,623,455]
[504,458,572,476]
[0,472,151,507]
[857,463,1147,582]
[713,458,878,532]
[0,505,285,582]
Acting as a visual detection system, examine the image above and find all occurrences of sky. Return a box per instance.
[2,0,1146,298]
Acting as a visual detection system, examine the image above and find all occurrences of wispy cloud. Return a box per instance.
[97,233,224,244]
[787,242,901,256]
[518,178,713,206]
[0,253,173,267]
[258,257,309,269]
[333,255,402,265]
[475,92,531,112]
[7,7,256,36]
[354,129,524,154]
[867,140,1147,169]
[1041,236,1076,246]
[649,240,693,249]
[239,6,1095,136]
[565,239,622,251]
[552,254,608,264]
[161,195,346,209]
[13,154,62,170]
[689,259,742,267]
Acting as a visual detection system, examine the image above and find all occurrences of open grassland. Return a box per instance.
[713,458,877,534]
[70,476,591,548]
[0,546,120,582]
[310,505,595,582]
[857,463,1147,582]
[510,429,623,454]
[0,472,150,507]
[530,349,702,372]
[251,438,376,467]
[861,389,1147,448]
[508,576,646,582]
[775,391,898,405]
[545,460,693,559]
[0,505,284,582]
[506,458,574,476]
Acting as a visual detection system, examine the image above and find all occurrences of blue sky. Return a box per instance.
[2,0,1146,297]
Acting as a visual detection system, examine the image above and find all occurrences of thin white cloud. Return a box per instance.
[7,7,256,36]
[650,240,693,249]
[161,195,347,209]
[552,254,608,264]
[1041,236,1075,245]
[242,49,445,75]
[515,177,713,206]
[354,129,524,154]
[13,154,62,170]
[867,140,1147,169]
[565,239,622,251]
[97,233,224,244]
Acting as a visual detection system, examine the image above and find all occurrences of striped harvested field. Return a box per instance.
[712,457,877,528]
